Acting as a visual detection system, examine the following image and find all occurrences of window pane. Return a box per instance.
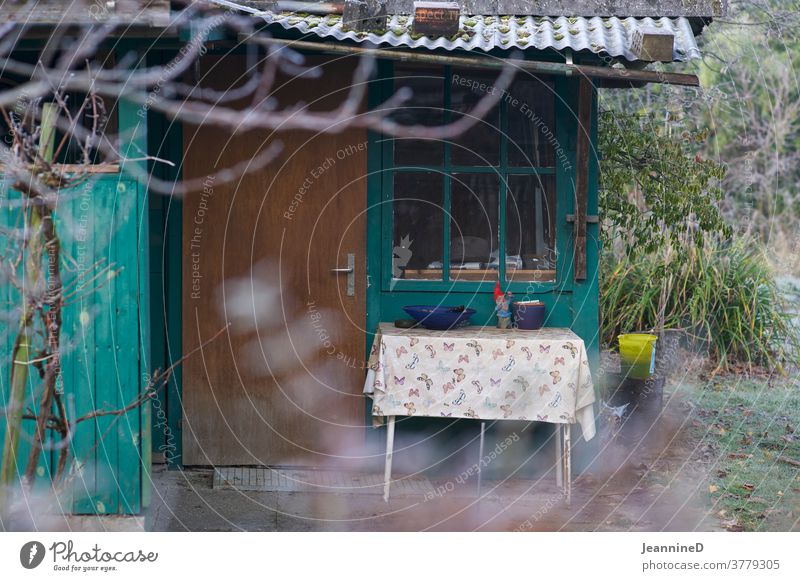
[392,66,445,165]
[392,172,444,280]
[450,173,499,281]
[450,70,500,166]
[507,77,556,167]
[505,175,556,282]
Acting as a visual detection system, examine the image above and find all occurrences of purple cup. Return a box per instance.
[512,301,545,330]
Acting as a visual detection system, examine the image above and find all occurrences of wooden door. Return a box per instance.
[181,55,367,466]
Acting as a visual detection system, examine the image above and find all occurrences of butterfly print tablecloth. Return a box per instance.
[364,323,596,441]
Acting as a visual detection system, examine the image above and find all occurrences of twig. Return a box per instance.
[776,456,800,468]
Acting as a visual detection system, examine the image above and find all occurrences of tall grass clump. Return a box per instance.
[601,236,798,372]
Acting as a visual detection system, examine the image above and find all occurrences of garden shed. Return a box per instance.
[0,0,724,523]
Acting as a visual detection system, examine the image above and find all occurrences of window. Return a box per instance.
[388,65,557,286]
[0,50,119,166]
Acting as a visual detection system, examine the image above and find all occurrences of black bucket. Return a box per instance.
[604,372,665,442]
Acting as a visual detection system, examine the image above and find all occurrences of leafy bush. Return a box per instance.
[601,237,798,371]
[599,110,730,257]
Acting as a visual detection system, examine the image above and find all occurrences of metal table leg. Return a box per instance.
[563,423,572,506]
[476,421,485,497]
[383,415,396,502]
[555,423,563,489]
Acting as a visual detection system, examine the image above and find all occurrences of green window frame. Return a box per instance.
[379,62,571,295]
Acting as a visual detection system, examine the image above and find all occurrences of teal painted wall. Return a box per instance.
[0,176,148,515]
[0,45,151,513]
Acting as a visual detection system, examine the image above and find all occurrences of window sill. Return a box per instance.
[0,163,120,174]
[384,277,561,294]
[399,268,556,282]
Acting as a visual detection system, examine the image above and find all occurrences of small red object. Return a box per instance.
[493,281,502,302]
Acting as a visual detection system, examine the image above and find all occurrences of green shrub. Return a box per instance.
[601,236,798,371]
[598,110,730,257]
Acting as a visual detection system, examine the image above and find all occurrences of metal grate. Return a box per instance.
[213,467,435,496]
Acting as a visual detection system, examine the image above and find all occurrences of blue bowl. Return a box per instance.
[402,305,476,330]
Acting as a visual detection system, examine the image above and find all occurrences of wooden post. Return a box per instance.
[0,102,61,514]
[22,103,65,488]
[573,77,592,282]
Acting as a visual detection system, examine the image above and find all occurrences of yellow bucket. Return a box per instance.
[618,333,657,379]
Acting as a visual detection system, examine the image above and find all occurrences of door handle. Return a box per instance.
[331,253,355,296]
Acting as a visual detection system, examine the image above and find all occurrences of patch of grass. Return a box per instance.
[601,236,799,371]
[686,376,800,531]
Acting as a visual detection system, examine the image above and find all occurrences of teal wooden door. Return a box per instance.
[362,65,600,477]
[0,176,147,515]
[365,68,596,348]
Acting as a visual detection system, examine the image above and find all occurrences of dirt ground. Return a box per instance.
[147,392,720,532]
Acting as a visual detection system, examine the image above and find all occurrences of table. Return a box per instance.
[364,323,596,503]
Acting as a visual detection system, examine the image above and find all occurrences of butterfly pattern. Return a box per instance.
[417,373,433,390]
[466,341,483,356]
[365,326,594,433]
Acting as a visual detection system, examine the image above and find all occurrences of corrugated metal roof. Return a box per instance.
[257,13,701,62]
